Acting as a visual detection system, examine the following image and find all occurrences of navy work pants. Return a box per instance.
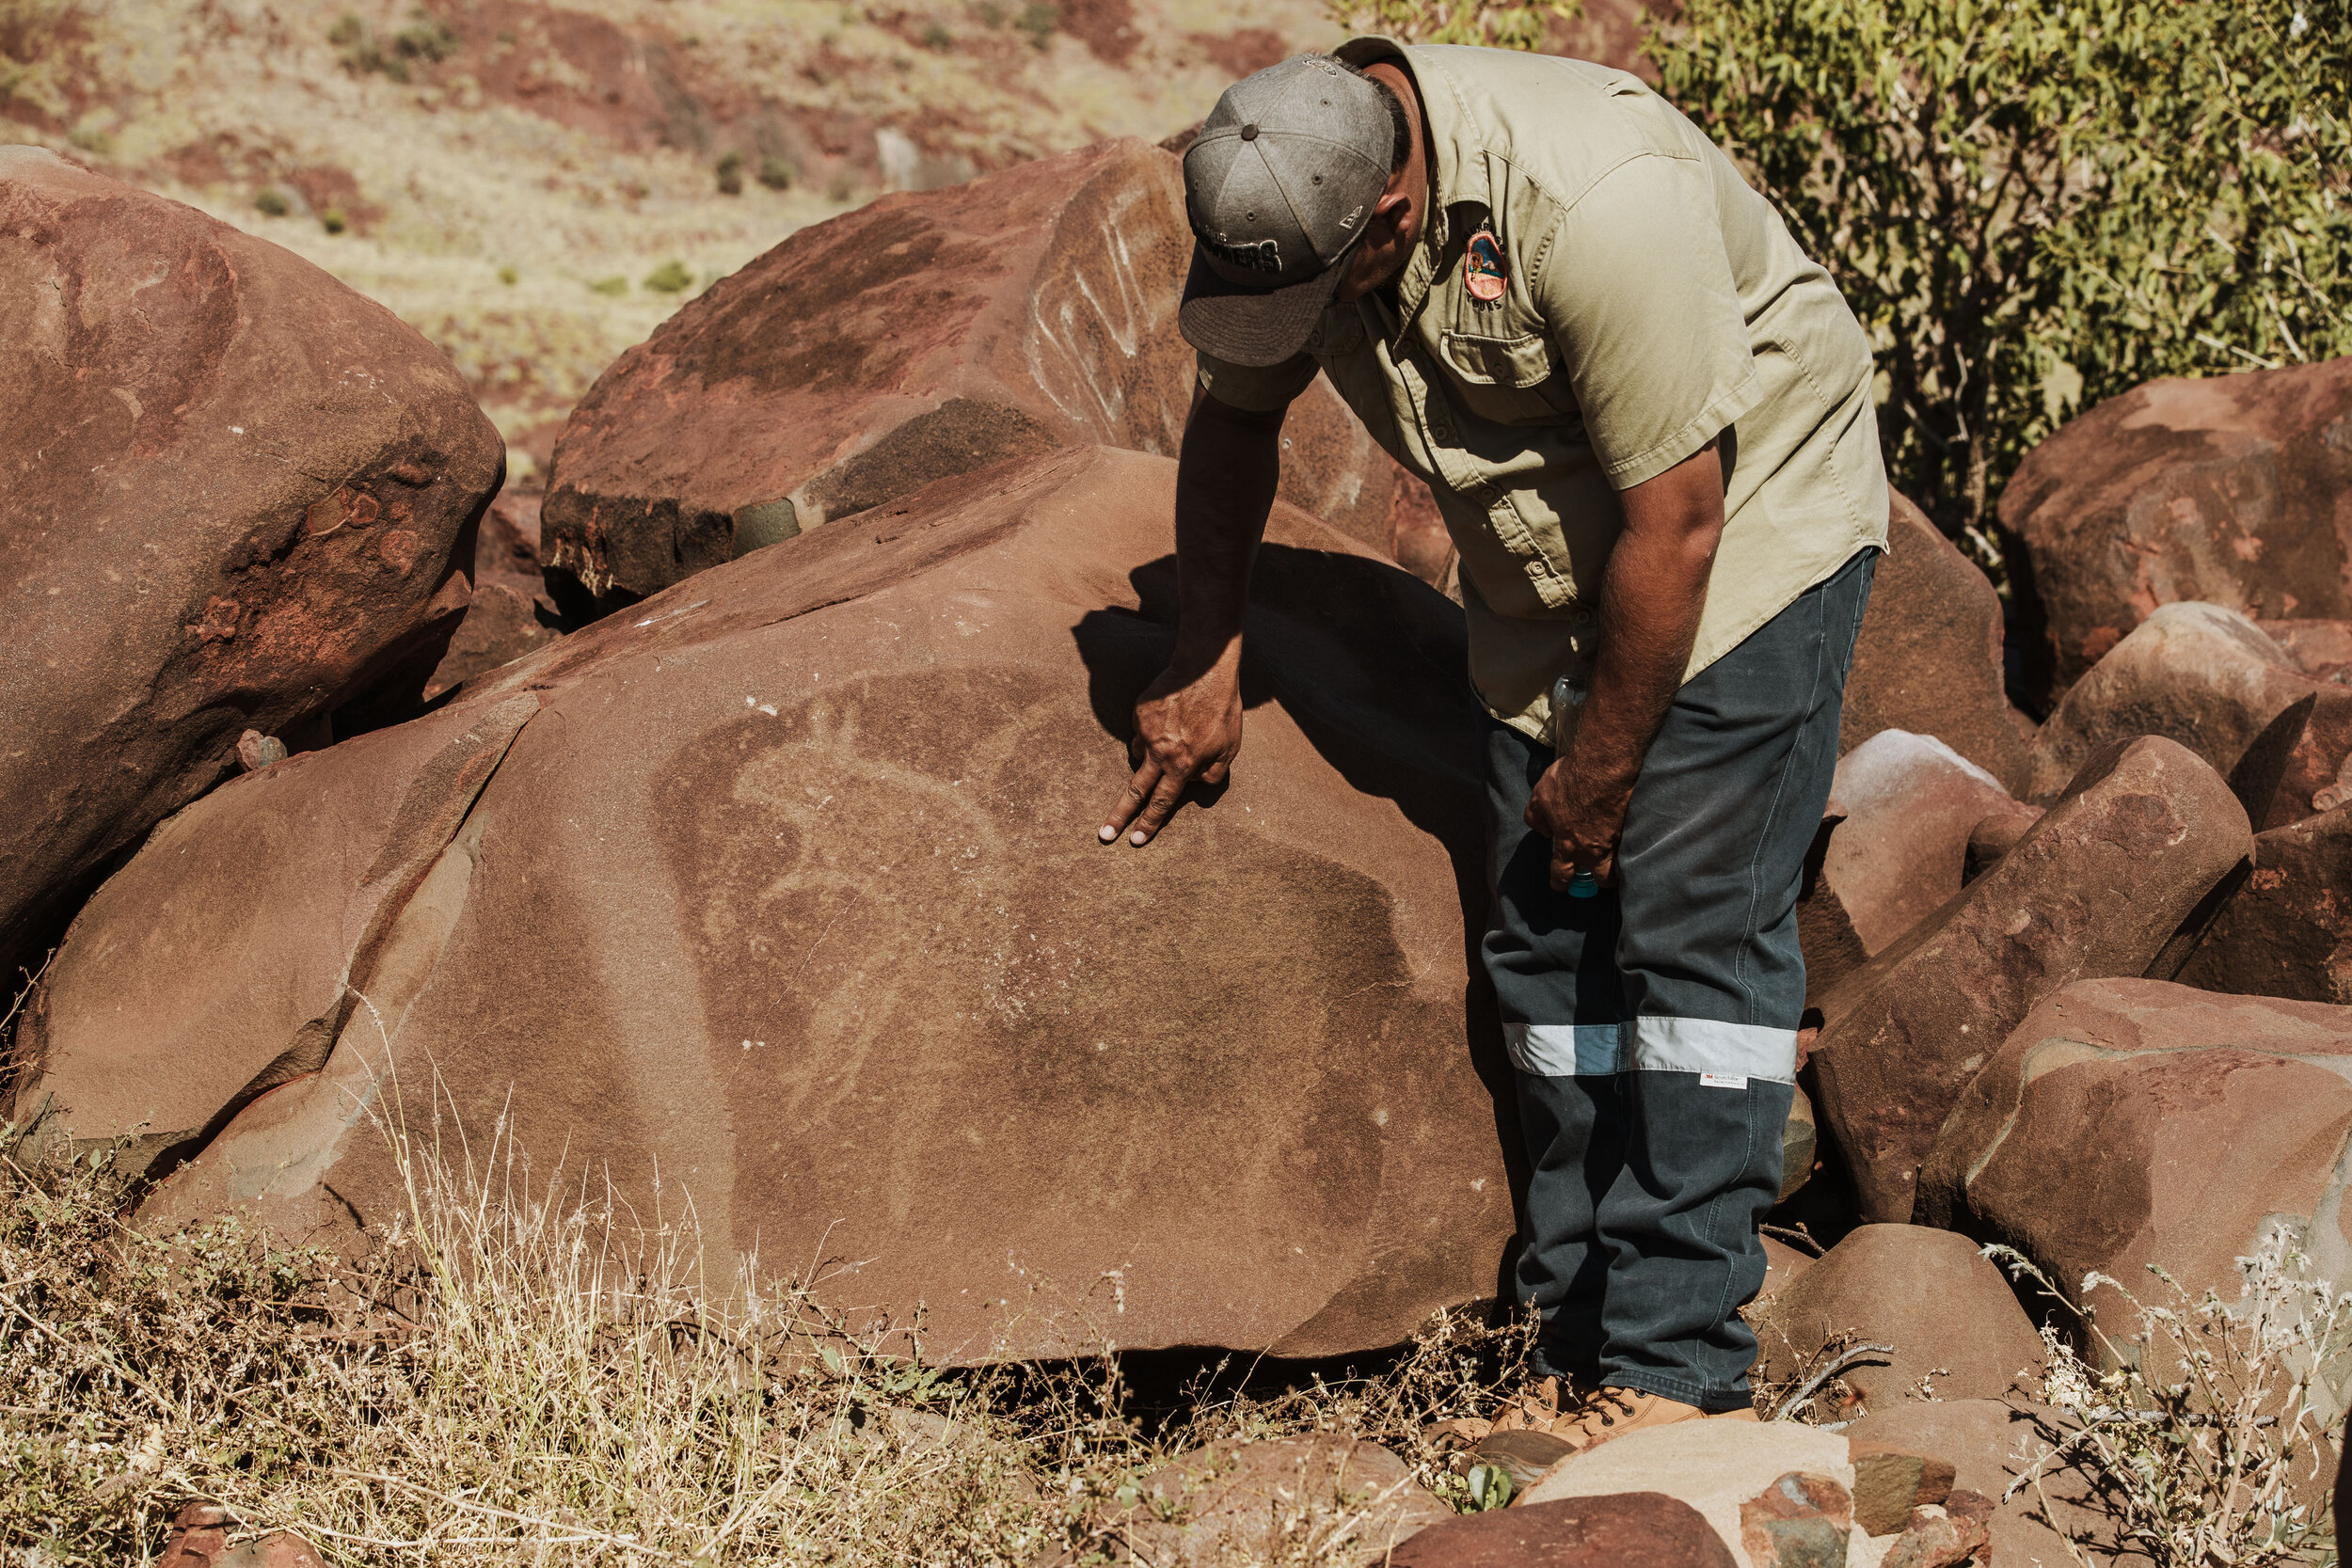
[1484,546,1875,1411]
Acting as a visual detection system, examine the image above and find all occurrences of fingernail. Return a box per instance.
[1129,829,1147,846]
[1098,824,1117,842]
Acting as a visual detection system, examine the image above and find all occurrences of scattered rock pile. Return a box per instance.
[9,135,2352,1565]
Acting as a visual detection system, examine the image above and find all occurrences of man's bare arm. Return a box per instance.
[1524,438,1728,889]
[1098,388,1286,847]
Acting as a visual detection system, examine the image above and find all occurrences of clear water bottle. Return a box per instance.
[1550,672,1600,899]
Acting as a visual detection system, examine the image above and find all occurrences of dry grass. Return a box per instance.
[0,1101,1528,1566]
[1992,1234,2347,1568]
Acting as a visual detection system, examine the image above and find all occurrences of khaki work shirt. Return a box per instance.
[1198,39,1891,742]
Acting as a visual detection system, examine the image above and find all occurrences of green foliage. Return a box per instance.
[1014,0,1057,49]
[643,258,693,293]
[252,186,290,217]
[715,148,744,195]
[496,263,518,284]
[587,274,628,294]
[332,7,460,84]
[1323,0,1575,50]
[320,207,346,234]
[757,153,796,191]
[1653,0,2352,551]
[922,19,955,49]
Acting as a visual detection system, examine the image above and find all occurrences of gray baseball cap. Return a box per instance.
[1179,55,1396,367]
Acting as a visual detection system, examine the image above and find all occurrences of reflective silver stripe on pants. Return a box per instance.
[1502,1022,1627,1078]
[1625,1016,1799,1083]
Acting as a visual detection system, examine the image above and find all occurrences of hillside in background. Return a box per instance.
[0,0,1656,470]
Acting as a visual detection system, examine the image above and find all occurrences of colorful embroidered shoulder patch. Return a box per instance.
[1464,231,1508,303]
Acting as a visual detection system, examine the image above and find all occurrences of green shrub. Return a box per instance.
[587,275,628,295]
[252,187,290,217]
[320,208,346,234]
[497,263,518,285]
[1014,0,1057,48]
[922,19,954,49]
[332,8,459,82]
[1654,0,2352,555]
[757,154,795,191]
[643,259,693,293]
[715,149,744,196]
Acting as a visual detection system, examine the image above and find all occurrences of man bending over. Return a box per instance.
[1098,41,1888,1447]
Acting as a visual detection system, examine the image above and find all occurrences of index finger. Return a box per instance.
[1100,754,1165,843]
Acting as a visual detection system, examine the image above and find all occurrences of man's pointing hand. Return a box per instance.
[1099,650,1244,847]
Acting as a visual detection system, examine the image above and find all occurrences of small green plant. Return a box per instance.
[252,187,290,217]
[757,154,795,191]
[1013,0,1057,47]
[320,208,346,234]
[1989,1230,2345,1567]
[587,275,628,295]
[714,149,743,195]
[642,259,693,293]
[921,19,954,49]
[497,264,517,285]
[332,8,459,83]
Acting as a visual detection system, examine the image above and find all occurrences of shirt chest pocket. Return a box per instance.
[1437,329,1579,428]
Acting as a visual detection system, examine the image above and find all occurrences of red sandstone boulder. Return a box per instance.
[540,139,1442,609]
[423,489,557,699]
[1809,736,2251,1223]
[2001,356,2352,709]
[2025,602,2326,800]
[1797,730,2019,1005]
[2175,803,2352,1002]
[1838,1402,2106,1567]
[0,147,502,982]
[20,445,1508,1362]
[1841,489,2031,796]
[1390,1494,1734,1568]
[1748,1225,2043,1415]
[1918,978,2352,1329]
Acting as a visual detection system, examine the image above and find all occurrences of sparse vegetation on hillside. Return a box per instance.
[0,1111,1532,1565]
[0,0,1351,458]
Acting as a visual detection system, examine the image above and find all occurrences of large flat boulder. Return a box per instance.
[30,445,1512,1363]
[1840,488,2031,796]
[540,139,1442,610]
[1918,978,2352,1338]
[2000,356,2352,709]
[0,147,502,982]
[1809,736,2251,1223]
[2176,803,2352,1002]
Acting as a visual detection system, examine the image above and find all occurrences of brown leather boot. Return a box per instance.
[1423,1375,1597,1449]
[1544,1386,1727,1454]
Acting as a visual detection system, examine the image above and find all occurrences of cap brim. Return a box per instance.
[1178,245,1347,368]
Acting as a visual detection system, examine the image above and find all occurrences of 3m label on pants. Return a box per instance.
[1699,1072,1748,1089]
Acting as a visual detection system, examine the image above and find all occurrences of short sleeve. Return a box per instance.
[1531,155,1762,490]
[1195,350,1320,415]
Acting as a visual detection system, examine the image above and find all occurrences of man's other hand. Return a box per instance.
[1525,761,1631,891]
[1101,650,1244,847]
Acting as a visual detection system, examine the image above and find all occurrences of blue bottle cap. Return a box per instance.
[1567,870,1600,898]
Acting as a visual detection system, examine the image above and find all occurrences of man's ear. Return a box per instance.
[1370,188,1412,233]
